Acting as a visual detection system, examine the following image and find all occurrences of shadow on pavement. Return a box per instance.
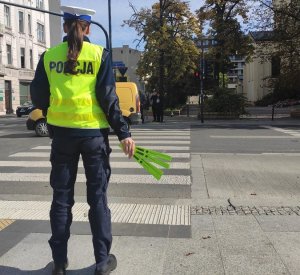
[0,263,95,274]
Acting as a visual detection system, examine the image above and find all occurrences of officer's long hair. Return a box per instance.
[64,19,90,75]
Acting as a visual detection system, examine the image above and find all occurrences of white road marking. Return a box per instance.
[210,135,298,139]
[30,145,189,150]
[9,152,191,158]
[110,136,191,140]
[0,173,191,185]
[263,126,300,138]
[198,152,300,156]
[0,160,190,169]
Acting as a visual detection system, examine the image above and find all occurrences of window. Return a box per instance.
[30,49,33,69]
[19,11,24,33]
[6,44,12,65]
[28,14,32,34]
[37,23,45,43]
[271,56,281,77]
[4,5,11,28]
[20,48,25,68]
[20,82,31,105]
[36,0,44,9]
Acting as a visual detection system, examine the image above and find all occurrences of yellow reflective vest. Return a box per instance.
[44,41,109,129]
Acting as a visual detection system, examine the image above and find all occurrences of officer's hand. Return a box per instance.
[120,137,135,159]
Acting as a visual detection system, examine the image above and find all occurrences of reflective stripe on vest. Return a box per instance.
[44,41,109,129]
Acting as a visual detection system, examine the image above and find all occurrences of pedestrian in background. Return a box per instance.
[156,92,165,122]
[150,90,158,122]
[30,6,135,275]
[139,91,146,123]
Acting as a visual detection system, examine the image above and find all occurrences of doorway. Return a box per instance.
[5,80,13,114]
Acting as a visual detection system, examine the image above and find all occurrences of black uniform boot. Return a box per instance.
[52,259,68,275]
[95,254,117,275]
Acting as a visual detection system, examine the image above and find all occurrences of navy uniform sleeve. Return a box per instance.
[96,49,131,141]
[30,52,50,115]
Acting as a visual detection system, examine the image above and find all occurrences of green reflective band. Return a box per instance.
[47,109,109,128]
[119,144,172,180]
[134,154,163,180]
[135,146,172,167]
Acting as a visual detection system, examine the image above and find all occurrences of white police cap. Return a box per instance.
[60,6,96,22]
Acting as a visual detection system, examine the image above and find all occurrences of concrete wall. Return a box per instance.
[243,55,273,103]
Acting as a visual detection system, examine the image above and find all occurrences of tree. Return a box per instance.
[124,0,200,107]
[196,0,253,87]
[251,0,300,100]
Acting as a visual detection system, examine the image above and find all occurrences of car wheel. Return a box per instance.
[17,114,21,117]
[35,120,49,137]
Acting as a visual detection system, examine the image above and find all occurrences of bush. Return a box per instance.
[255,93,274,106]
[205,87,246,114]
[255,73,300,107]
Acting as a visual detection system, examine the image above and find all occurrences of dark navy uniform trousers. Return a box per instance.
[48,135,112,269]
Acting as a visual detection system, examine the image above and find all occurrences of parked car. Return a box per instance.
[115,82,141,126]
[16,101,34,117]
[26,108,48,137]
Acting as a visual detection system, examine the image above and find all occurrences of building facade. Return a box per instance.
[243,32,274,103]
[0,0,61,115]
[243,0,297,103]
[112,45,144,91]
[227,55,246,94]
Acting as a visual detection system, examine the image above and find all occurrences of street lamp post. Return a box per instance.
[108,0,112,62]
[198,40,205,123]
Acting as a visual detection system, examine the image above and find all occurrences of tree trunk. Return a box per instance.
[159,0,164,93]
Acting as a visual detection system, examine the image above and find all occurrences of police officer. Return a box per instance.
[30,6,135,275]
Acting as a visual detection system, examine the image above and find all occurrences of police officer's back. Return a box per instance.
[30,6,135,275]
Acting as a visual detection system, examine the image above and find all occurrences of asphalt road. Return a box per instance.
[1,115,300,274]
[0,115,299,204]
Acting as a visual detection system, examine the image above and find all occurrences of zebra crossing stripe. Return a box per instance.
[0,200,190,225]
[9,152,191,158]
[32,140,190,149]
[131,129,190,132]
[0,161,190,169]
[0,173,191,185]
[110,136,191,140]
[30,145,189,150]
[263,126,300,137]
[131,132,190,136]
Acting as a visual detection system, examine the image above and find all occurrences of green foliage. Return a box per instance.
[195,1,253,89]
[255,71,300,106]
[252,0,300,95]
[254,93,274,106]
[124,0,200,101]
[206,87,246,113]
[196,1,253,61]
